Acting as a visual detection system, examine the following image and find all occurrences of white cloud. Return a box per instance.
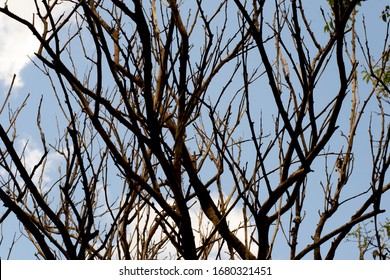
[108,192,258,259]
[0,1,74,88]
[0,135,62,194]
[17,137,62,189]
[189,197,258,259]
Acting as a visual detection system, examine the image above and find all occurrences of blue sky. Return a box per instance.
[0,0,389,259]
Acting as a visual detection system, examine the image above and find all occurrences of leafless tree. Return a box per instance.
[0,0,389,259]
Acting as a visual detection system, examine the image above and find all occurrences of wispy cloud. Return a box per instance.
[17,137,62,189]
[0,136,61,189]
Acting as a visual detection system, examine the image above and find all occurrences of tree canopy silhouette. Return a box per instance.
[0,0,389,259]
